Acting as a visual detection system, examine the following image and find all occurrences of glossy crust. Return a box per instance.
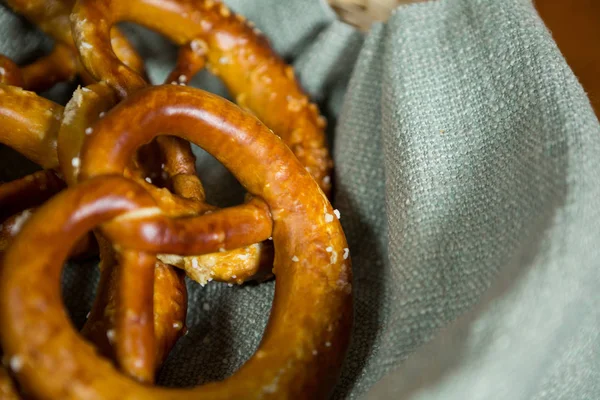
[4,0,145,83]
[0,57,24,87]
[71,0,333,195]
[0,364,20,400]
[0,84,63,169]
[0,170,65,222]
[0,85,352,399]
[19,43,78,92]
[57,83,190,381]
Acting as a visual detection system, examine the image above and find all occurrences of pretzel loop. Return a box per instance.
[72,0,332,194]
[0,85,352,399]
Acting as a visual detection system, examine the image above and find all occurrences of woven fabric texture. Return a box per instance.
[1,0,599,399]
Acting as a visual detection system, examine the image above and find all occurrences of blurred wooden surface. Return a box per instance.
[535,0,600,115]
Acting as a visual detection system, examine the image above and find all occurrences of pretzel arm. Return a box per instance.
[0,364,20,400]
[72,0,332,195]
[81,136,193,382]
[164,40,207,87]
[4,0,146,85]
[100,197,272,255]
[112,250,157,383]
[156,136,206,203]
[0,170,64,222]
[0,56,24,87]
[1,85,351,399]
[0,85,63,169]
[19,43,78,92]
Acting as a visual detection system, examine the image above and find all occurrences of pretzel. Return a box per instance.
[0,64,267,381]
[0,170,64,222]
[70,0,337,288]
[2,0,341,388]
[0,87,102,262]
[3,0,145,90]
[0,82,204,381]
[0,84,62,169]
[71,0,333,195]
[51,82,193,381]
[0,57,24,87]
[0,79,185,381]
[0,85,352,399]
[0,364,19,400]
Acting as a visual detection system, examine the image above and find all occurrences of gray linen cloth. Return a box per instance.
[0,0,599,399]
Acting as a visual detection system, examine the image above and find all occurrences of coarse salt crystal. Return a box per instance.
[324,213,334,223]
[9,355,23,372]
[333,209,341,219]
[291,256,299,262]
[343,248,349,260]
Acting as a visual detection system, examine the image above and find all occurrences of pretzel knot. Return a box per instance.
[0,85,352,399]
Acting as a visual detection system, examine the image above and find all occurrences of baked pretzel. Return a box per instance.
[0,57,24,87]
[0,79,186,382]
[0,84,62,170]
[0,170,64,222]
[0,43,77,92]
[0,81,205,381]
[3,0,145,90]
[48,82,192,382]
[71,0,332,194]
[0,62,268,381]
[70,0,336,286]
[0,364,19,400]
[0,86,100,262]
[0,85,352,399]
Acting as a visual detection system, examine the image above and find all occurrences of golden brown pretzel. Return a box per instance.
[0,168,99,261]
[71,0,332,194]
[0,81,188,381]
[0,364,20,400]
[0,44,77,92]
[19,43,78,92]
[4,0,145,89]
[0,170,64,222]
[0,57,24,87]
[53,83,191,381]
[71,0,334,285]
[0,84,62,169]
[0,89,99,260]
[0,85,352,399]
